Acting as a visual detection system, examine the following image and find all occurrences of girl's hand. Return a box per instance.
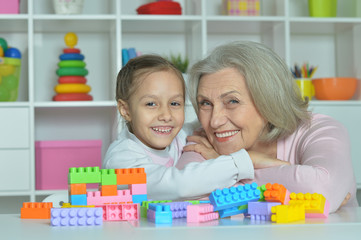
[183,135,220,160]
[248,151,290,169]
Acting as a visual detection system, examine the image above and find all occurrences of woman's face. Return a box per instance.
[197,67,266,155]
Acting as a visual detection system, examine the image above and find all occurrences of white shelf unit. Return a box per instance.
[0,0,360,213]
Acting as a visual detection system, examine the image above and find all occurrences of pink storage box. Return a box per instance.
[35,140,102,190]
[0,0,20,14]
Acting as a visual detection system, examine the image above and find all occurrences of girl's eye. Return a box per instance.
[146,102,156,107]
[171,101,181,106]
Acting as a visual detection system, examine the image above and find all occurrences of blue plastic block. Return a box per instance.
[209,182,261,211]
[147,204,172,224]
[218,206,247,218]
[132,194,147,204]
[51,207,103,227]
[70,194,87,205]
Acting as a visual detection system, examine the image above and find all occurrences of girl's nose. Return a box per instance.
[158,106,172,122]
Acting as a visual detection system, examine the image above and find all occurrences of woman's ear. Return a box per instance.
[117,99,131,122]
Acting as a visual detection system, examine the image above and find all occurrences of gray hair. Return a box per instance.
[188,41,310,141]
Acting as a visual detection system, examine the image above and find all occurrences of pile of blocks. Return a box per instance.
[20,165,330,226]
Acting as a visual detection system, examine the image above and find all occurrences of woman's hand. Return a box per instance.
[183,135,220,160]
[248,150,290,169]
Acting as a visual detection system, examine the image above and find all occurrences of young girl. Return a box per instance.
[102,54,255,201]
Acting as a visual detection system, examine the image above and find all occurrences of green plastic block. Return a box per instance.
[68,167,101,184]
[258,184,267,201]
[101,169,117,185]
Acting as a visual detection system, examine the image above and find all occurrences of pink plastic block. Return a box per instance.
[130,184,147,195]
[306,200,330,218]
[0,0,19,14]
[35,140,102,190]
[98,204,140,221]
[87,190,132,205]
[187,203,219,223]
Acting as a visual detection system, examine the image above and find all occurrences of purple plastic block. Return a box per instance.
[209,182,261,211]
[51,207,103,227]
[160,201,192,219]
[248,201,281,221]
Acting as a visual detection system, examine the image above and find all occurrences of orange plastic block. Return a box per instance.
[271,204,305,223]
[69,183,87,195]
[21,202,53,219]
[100,185,118,196]
[264,183,290,205]
[115,168,146,185]
[289,192,329,216]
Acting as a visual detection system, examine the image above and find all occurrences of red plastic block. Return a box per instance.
[115,168,146,185]
[21,202,53,219]
[87,190,132,205]
[289,192,330,218]
[98,204,140,221]
[271,204,305,223]
[100,185,118,196]
[69,183,87,195]
[264,183,290,205]
[187,203,219,223]
[130,183,147,195]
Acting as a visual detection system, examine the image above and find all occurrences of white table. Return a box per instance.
[1,207,361,240]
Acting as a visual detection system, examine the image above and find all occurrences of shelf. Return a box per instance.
[309,100,361,106]
[34,101,116,108]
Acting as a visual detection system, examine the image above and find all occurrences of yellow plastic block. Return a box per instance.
[62,203,95,208]
[271,204,305,223]
[289,192,326,214]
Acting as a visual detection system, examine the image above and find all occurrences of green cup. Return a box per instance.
[308,0,337,17]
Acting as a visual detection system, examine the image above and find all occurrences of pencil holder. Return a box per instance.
[295,78,315,101]
[308,0,337,17]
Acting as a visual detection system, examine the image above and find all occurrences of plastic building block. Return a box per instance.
[69,183,87,195]
[130,183,147,195]
[147,204,172,224]
[159,201,192,219]
[21,202,53,219]
[100,169,117,185]
[271,204,305,223]
[264,183,290,205]
[289,192,330,218]
[218,206,246,218]
[99,204,140,221]
[68,167,101,184]
[209,182,260,211]
[87,190,132,205]
[187,203,219,223]
[132,194,147,204]
[100,185,118,196]
[248,201,281,221]
[62,203,95,208]
[51,207,103,226]
[306,200,330,218]
[70,194,87,206]
[258,184,267,201]
[140,200,172,218]
[115,168,146,185]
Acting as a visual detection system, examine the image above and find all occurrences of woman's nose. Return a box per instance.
[210,105,227,129]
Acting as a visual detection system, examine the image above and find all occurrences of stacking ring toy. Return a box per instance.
[54,84,91,93]
[63,48,81,54]
[56,67,88,76]
[53,93,93,101]
[58,60,86,68]
[58,76,87,84]
[59,53,84,61]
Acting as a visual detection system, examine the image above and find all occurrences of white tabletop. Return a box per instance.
[1,207,361,240]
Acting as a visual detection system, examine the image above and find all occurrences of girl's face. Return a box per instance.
[197,67,266,155]
[119,70,185,150]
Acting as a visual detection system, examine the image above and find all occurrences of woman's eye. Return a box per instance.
[198,100,212,109]
[229,99,239,104]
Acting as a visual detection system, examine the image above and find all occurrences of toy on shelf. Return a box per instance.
[222,0,260,16]
[21,202,53,219]
[122,47,141,66]
[137,1,182,15]
[53,32,93,101]
[0,37,22,102]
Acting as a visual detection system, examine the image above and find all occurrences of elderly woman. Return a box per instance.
[177,41,358,213]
